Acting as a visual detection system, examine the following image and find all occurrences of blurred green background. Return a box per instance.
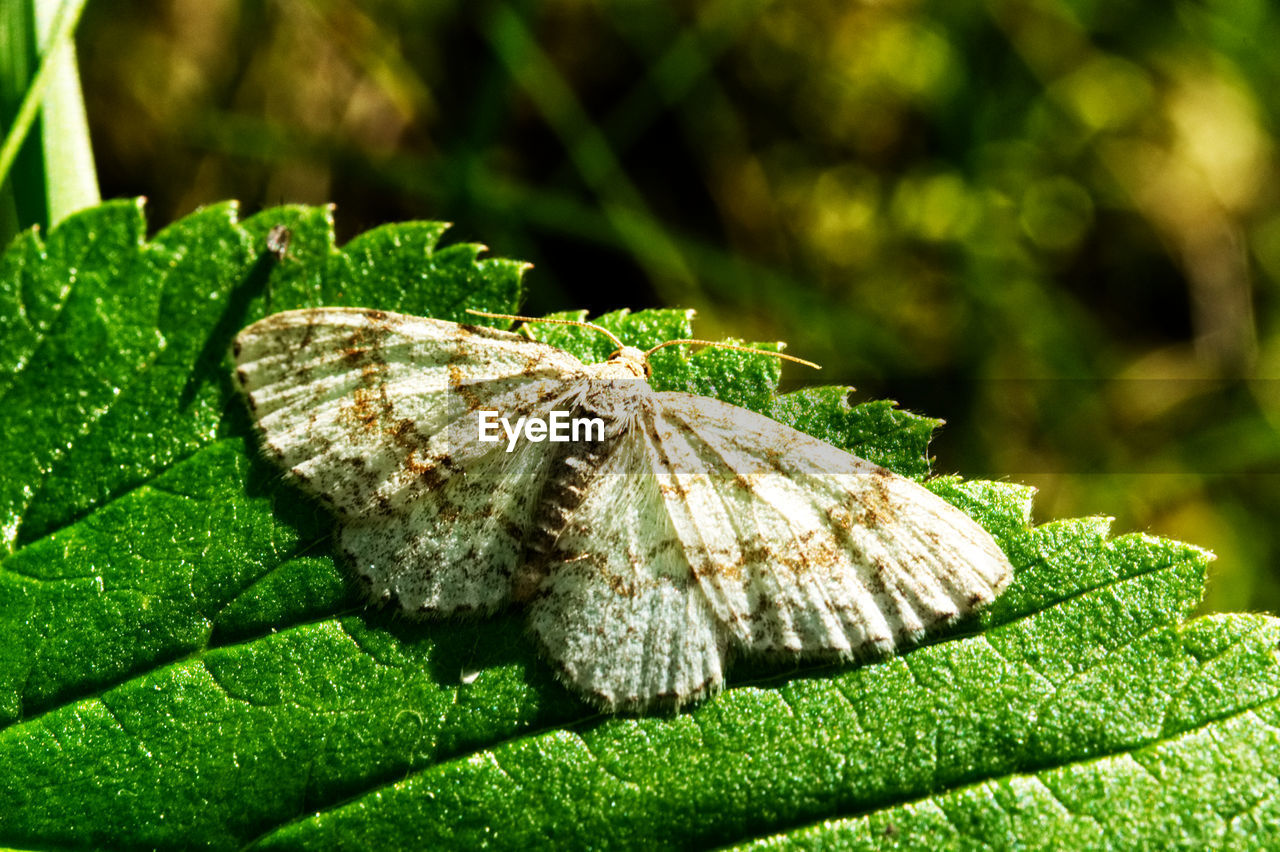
[70,0,1280,613]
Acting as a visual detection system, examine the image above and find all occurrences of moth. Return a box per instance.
[233,307,1013,712]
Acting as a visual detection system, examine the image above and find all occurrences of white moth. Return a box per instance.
[233,307,1013,712]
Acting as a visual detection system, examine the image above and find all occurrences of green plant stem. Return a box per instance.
[0,0,92,226]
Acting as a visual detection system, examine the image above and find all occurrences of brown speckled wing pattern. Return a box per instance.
[234,307,1013,712]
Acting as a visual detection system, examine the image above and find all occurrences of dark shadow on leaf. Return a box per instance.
[359,603,550,692]
[179,246,282,409]
[725,610,992,696]
[241,450,332,543]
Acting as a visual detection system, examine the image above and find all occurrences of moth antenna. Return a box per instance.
[466,308,626,349]
[645,338,821,370]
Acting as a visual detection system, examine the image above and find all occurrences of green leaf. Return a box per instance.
[1,202,1275,850]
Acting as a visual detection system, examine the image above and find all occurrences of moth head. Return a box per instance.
[607,346,652,378]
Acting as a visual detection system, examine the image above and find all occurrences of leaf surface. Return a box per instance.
[0,203,1270,851]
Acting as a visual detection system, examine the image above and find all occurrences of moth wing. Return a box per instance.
[234,307,587,614]
[646,392,1013,657]
[233,307,585,516]
[526,430,728,712]
[337,432,558,614]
